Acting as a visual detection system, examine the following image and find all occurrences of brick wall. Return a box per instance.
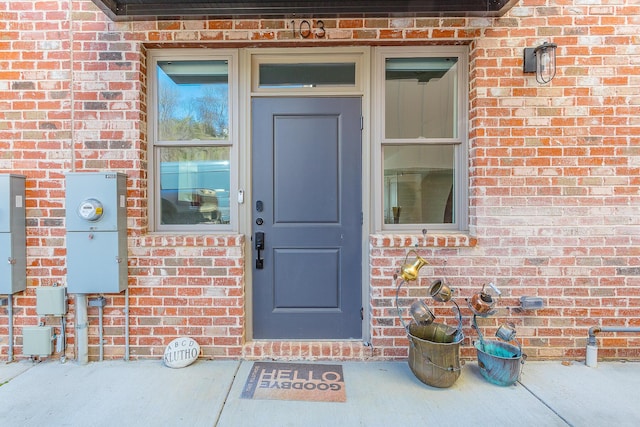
[0,0,638,362]
[468,1,640,360]
[370,3,640,360]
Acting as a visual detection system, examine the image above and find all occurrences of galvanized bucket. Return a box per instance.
[408,322,463,388]
[474,339,525,386]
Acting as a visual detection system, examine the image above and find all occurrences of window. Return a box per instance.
[251,51,365,94]
[149,51,237,231]
[375,47,468,231]
[258,62,356,88]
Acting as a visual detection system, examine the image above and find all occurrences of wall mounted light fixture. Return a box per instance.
[523,41,558,84]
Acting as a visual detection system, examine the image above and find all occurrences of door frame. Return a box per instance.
[239,47,372,342]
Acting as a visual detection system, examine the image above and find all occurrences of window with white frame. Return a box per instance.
[375,47,468,231]
[148,51,237,231]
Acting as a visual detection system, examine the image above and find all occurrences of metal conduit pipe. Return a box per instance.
[99,303,104,362]
[76,294,88,365]
[88,296,107,362]
[586,326,640,367]
[60,315,66,363]
[124,288,129,361]
[8,295,14,362]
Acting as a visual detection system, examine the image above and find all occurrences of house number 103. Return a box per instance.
[291,20,326,38]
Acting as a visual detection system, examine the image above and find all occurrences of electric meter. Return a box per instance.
[78,198,104,221]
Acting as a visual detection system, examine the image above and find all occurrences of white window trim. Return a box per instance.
[147,49,239,233]
[372,46,469,233]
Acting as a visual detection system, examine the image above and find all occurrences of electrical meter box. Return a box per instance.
[66,172,128,294]
[0,174,27,295]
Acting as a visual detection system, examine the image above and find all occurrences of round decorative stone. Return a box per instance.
[163,337,200,368]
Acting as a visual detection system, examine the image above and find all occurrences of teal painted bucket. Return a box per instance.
[474,339,525,386]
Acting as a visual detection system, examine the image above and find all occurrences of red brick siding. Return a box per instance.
[464,2,640,360]
[127,235,245,359]
[0,0,638,362]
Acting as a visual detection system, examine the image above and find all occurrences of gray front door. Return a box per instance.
[252,97,362,339]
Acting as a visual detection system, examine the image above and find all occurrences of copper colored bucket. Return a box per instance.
[407,322,463,388]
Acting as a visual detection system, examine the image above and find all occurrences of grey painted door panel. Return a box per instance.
[252,97,362,339]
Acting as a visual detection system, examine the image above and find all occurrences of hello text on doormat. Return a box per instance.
[241,362,346,402]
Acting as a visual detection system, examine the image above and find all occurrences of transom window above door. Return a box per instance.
[251,52,365,94]
[258,62,356,88]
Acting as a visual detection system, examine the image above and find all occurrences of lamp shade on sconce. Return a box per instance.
[523,41,558,84]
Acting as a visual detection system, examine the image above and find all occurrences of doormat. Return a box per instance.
[241,362,346,402]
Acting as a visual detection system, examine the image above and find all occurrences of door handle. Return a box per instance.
[255,232,265,269]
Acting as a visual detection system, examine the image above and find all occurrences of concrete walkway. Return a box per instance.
[0,359,638,426]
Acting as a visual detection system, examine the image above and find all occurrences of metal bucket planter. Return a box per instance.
[474,339,525,386]
[408,322,463,388]
[395,274,464,388]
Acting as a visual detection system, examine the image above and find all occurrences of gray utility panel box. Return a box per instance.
[66,172,128,294]
[23,326,54,357]
[36,286,68,316]
[0,174,27,295]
